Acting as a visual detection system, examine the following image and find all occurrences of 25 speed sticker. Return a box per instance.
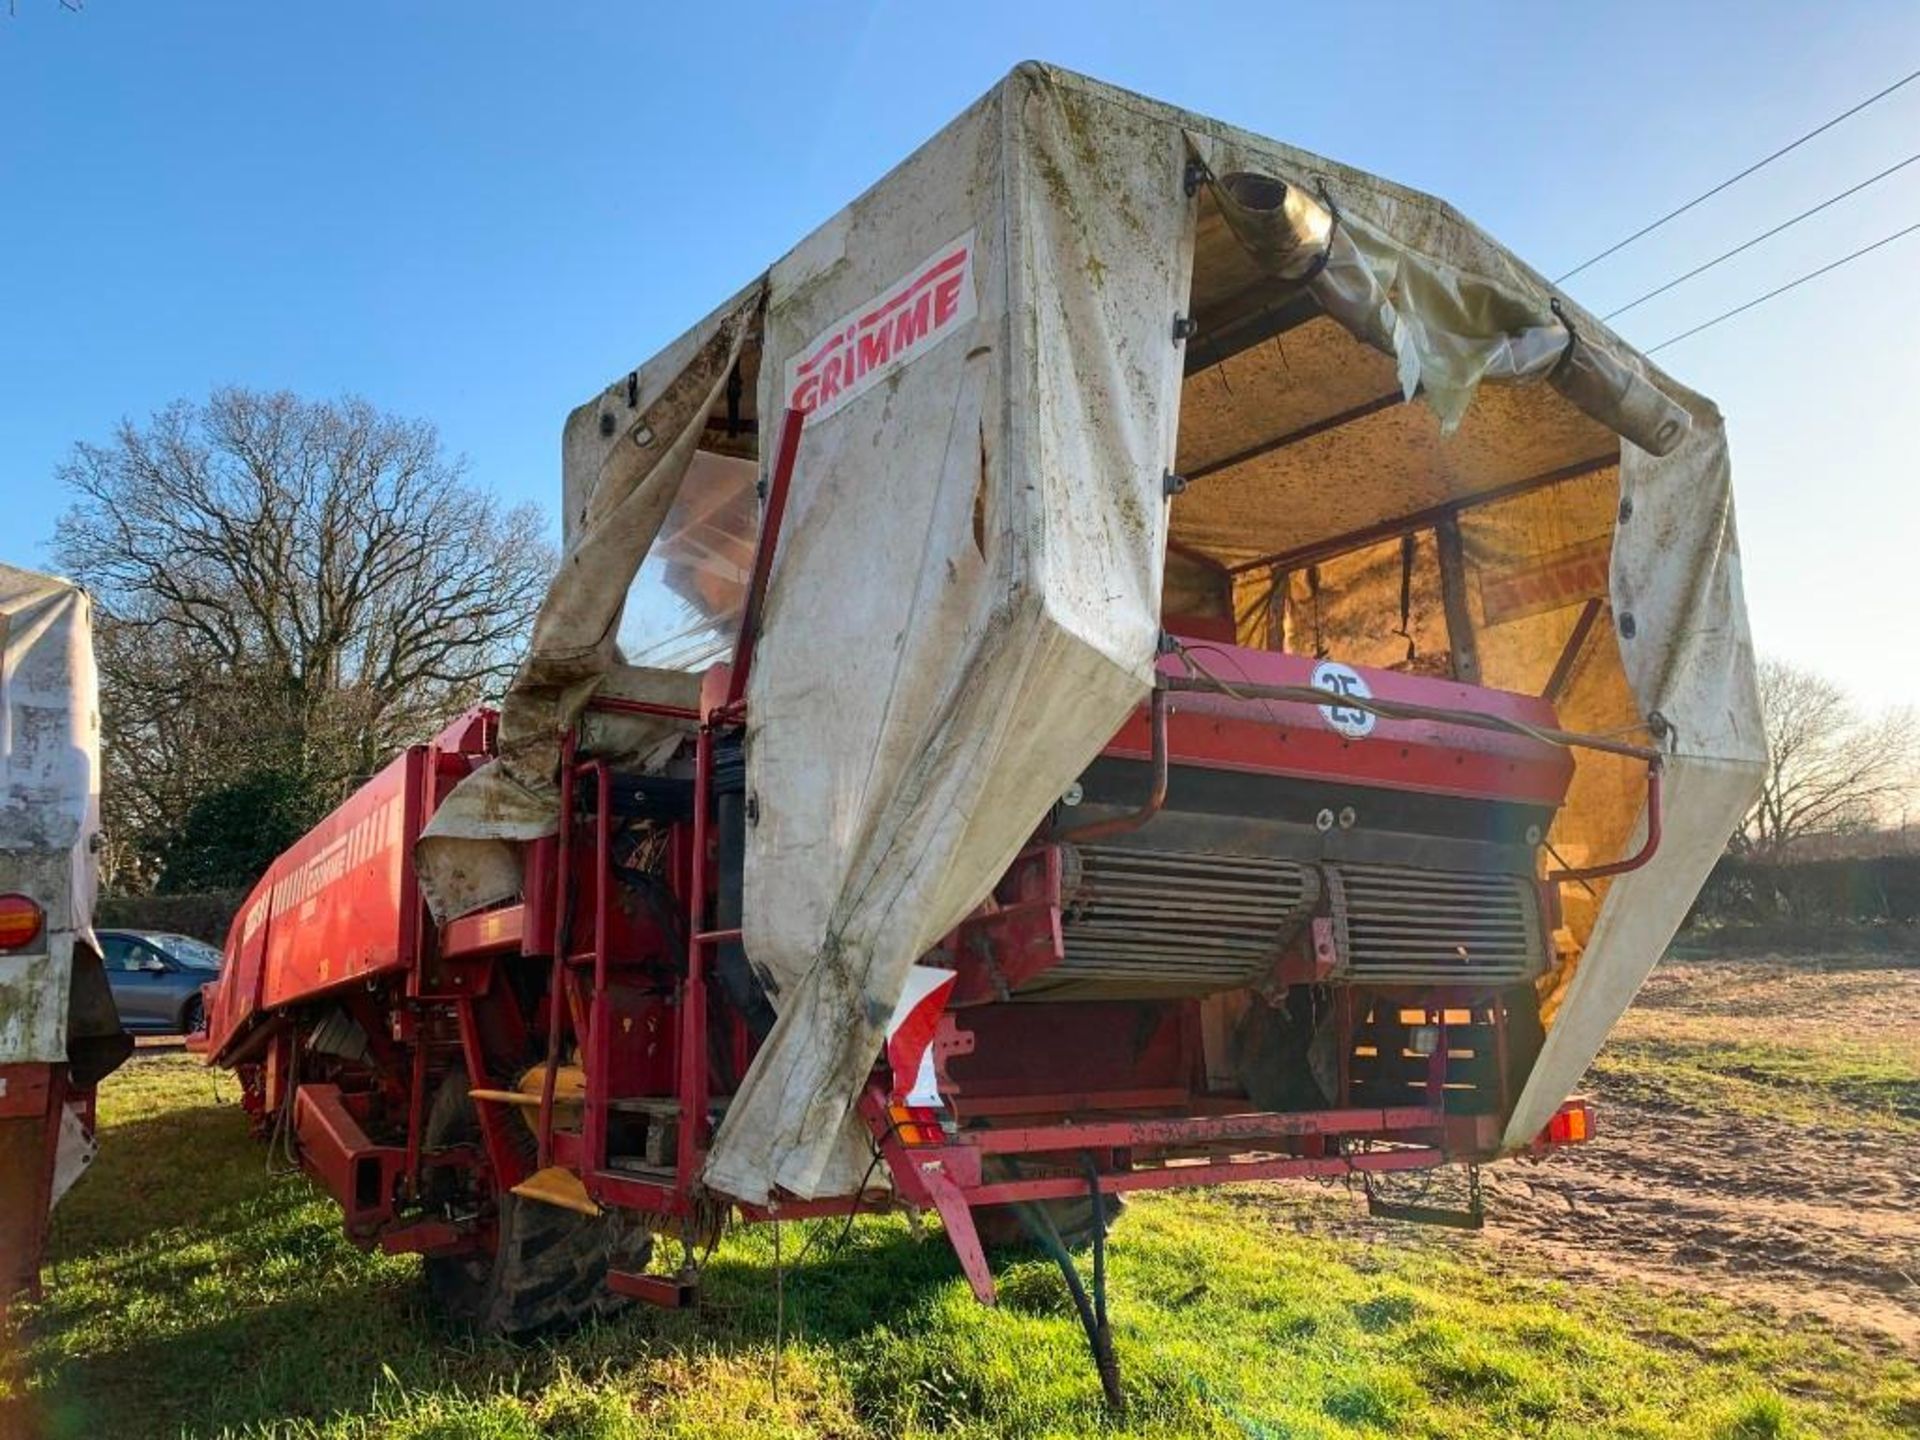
[1310,659,1375,738]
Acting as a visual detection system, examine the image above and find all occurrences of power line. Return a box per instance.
[1644,220,1920,353]
[1554,66,1920,283]
[1603,149,1920,320]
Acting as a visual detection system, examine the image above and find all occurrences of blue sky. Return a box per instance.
[3,2,1916,710]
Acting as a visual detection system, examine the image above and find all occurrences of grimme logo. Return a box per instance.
[1311,660,1375,738]
[783,232,976,422]
[241,793,403,943]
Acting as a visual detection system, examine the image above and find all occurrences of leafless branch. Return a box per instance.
[1741,657,1918,859]
[57,387,555,890]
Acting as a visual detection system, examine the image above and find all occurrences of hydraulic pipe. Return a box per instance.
[1546,762,1664,886]
[1054,686,1169,845]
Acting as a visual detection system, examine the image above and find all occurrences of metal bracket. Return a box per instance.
[1163,470,1188,497]
[608,1266,699,1309]
[1365,1163,1485,1230]
[1171,314,1197,343]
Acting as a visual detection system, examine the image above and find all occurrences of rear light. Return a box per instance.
[887,1102,950,1147]
[1543,1100,1592,1146]
[0,894,46,951]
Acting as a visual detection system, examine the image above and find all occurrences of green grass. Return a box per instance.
[4,1055,1917,1439]
[1592,1031,1920,1133]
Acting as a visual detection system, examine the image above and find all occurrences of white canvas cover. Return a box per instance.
[421,65,1763,1202]
[0,565,100,1065]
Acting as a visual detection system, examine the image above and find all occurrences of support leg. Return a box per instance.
[918,1161,997,1305]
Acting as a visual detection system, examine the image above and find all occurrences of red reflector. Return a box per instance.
[888,1103,947,1146]
[0,894,46,951]
[1545,1103,1592,1145]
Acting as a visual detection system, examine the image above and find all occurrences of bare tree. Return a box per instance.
[57,388,553,889]
[1742,657,1918,858]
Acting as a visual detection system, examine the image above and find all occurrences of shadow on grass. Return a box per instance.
[22,1093,968,1440]
[43,1099,270,1264]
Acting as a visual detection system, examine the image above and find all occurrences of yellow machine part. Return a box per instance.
[471,1063,600,1214]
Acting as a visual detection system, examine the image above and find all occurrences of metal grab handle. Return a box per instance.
[1546,761,1663,886]
[1053,686,1169,844]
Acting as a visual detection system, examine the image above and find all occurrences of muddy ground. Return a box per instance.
[1457,956,1919,1350]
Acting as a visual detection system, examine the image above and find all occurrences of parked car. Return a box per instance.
[98,930,223,1036]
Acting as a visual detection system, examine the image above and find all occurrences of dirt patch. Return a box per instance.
[1245,959,1920,1352]
[1484,959,1920,1350]
[1483,1093,1919,1348]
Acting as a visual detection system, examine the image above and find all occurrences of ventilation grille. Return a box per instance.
[1027,849,1546,998]
[1040,846,1315,998]
[1333,863,1543,985]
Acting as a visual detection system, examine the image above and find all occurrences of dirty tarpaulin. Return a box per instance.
[415,284,764,919]
[1197,165,1689,453]
[709,70,1194,1201]
[0,565,100,1066]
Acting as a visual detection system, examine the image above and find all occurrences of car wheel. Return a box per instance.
[179,995,205,1038]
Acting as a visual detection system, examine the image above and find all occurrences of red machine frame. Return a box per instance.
[206,408,1638,1314]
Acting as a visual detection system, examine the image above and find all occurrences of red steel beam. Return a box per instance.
[535,733,578,1171]
[965,1104,1443,1155]
[292,1084,407,1230]
[952,1086,1194,1119]
[677,723,714,1185]
[439,904,526,960]
[584,695,701,722]
[965,1145,1441,1206]
[585,760,614,1175]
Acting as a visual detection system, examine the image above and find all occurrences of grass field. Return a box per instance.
[4,974,1918,1439]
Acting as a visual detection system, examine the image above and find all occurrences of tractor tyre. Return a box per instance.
[420,1070,652,1338]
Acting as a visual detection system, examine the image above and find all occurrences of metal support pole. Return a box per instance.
[536,733,577,1171]
[584,760,612,1175]
[677,722,714,1185]
[725,408,806,713]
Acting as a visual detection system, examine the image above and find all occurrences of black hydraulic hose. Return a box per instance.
[1009,1160,1125,1414]
[1082,1154,1121,1412]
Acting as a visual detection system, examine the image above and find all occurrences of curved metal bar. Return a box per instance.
[1546,761,1664,886]
[1054,686,1168,845]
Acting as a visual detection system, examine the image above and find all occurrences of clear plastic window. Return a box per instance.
[616,450,760,671]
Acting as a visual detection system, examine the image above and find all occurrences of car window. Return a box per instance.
[159,935,225,971]
[99,934,145,972]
